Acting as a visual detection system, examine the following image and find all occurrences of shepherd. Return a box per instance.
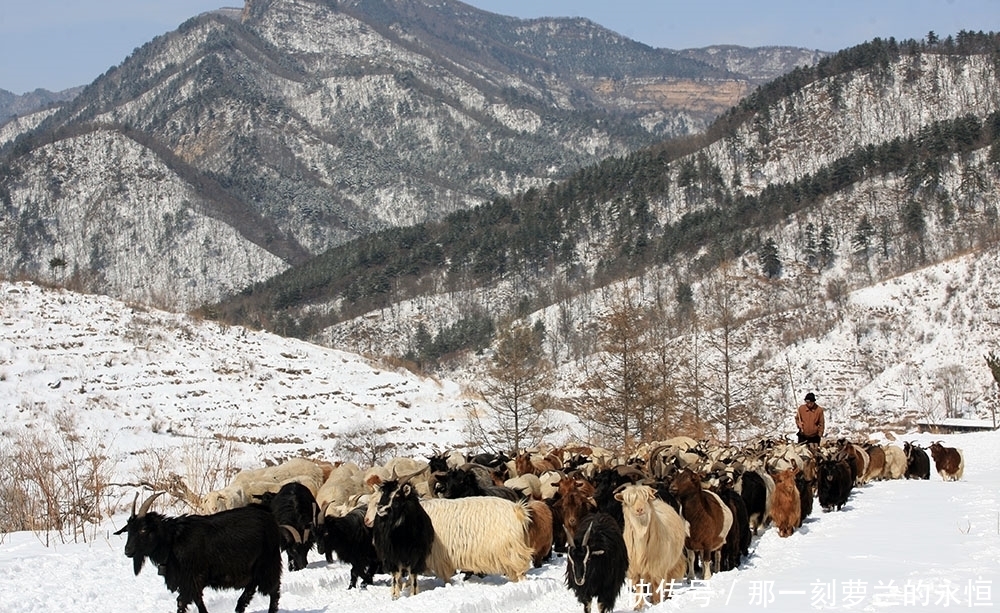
[795,392,825,444]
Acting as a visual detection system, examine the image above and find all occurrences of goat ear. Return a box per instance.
[612,482,628,501]
[402,483,412,496]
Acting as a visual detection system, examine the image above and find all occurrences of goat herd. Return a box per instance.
[114,437,966,613]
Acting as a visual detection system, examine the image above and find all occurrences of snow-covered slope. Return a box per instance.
[0,280,481,473]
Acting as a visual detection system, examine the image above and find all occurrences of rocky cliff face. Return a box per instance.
[3,129,288,309]
[679,45,830,85]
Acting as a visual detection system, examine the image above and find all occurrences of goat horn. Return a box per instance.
[282,525,303,544]
[128,492,140,517]
[646,443,671,472]
[401,464,429,483]
[564,525,576,549]
[136,491,165,518]
[616,464,645,478]
[317,501,332,525]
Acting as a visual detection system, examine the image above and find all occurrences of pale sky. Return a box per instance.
[1,0,997,94]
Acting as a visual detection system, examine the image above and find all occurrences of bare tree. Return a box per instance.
[643,290,722,441]
[336,420,395,467]
[701,265,756,444]
[936,364,968,418]
[471,322,556,454]
[671,312,716,438]
[576,286,654,450]
[985,352,1000,428]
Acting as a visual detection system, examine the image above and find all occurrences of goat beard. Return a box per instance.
[133,555,145,576]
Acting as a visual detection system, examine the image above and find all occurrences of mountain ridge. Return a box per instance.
[2,0,819,309]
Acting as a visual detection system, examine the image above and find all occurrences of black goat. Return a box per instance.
[564,512,628,613]
[817,457,853,511]
[903,442,932,480]
[366,474,435,599]
[796,471,815,522]
[433,467,521,501]
[316,505,379,589]
[468,451,510,472]
[426,452,457,474]
[737,469,770,535]
[716,475,751,571]
[114,491,282,613]
[591,466,641,528]
[256,481,318,571]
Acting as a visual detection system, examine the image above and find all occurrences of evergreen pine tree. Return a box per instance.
[803,223,818,269]
[759,238,783,278]
[819,224,835,269]
[852,215,875,259]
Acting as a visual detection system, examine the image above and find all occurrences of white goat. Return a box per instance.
[615,484,688,607]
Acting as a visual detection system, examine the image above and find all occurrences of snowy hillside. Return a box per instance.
[0,280,506,480]
[762,246,1000,433]
[514,244,1000,443]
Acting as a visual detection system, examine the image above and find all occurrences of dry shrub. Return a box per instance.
[0,410,246,548]
[128,420,244,512]
[379,354,424,377]
[334,421,396,467]
[0,410,114,545]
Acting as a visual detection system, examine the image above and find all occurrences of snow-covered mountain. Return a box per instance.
[0,0,805,310]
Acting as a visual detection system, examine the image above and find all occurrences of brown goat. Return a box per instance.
[862,444,887,482]
[552,485,598,541]
[836,440,870,485]
[556,475,596,499]
[668,469,733,580]
[515,452,559,476]
[526,500,553,568]
[770,467,802,537]
[928,442,965,481]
